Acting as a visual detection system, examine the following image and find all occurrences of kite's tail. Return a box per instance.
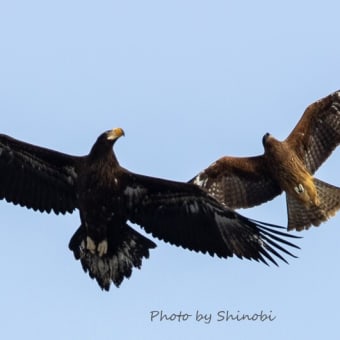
[286,178,340,231]
[68,224,156,290]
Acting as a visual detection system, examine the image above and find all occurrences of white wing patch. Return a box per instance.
[208,181,220,195]
[124,186,147,207]
[193,174,208,187]
[65,166,78,179]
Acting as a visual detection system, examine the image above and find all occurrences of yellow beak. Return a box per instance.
[107,127,125,140]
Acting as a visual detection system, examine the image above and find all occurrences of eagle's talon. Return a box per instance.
[86,236,96,254]
[97,239,108,257]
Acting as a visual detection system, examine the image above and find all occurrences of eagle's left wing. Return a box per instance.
[189,155,282,209]
[285,90,340,174]
[123,173,298,266]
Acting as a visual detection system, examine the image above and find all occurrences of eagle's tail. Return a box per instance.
[286,178,340,231]
[68,224,156,291]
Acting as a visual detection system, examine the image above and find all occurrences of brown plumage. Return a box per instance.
[190,90,340,231]
[0,128,299,290]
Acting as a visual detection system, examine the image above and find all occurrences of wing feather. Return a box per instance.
[122,173,298,265]
[285,90,340,173]
[0,134,80,214]
[189,155,282,209]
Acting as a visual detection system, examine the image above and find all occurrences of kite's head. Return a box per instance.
[262,132,271,147]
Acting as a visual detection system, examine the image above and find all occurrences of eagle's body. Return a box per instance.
[0,128,298,290]
[190,90,340,230]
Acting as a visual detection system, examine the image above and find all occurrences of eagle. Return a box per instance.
[190,90,340,231]
[0,128,298,290]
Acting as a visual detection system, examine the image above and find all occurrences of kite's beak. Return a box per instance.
[107,128,125,141]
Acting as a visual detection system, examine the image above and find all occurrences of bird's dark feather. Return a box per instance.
[0,134,79,214]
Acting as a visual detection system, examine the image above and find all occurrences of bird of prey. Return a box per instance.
[190,90,340,231]
[0,128,298,290]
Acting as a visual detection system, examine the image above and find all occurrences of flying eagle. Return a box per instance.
[0,128,298,290]
[190,90,340,231]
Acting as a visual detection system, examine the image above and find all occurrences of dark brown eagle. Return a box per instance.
[190,90,340,231]
[0,128,298,290]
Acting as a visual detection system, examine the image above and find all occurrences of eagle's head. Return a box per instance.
[89,128,125,159]
[105,128,125,141]
[96,128,125,145]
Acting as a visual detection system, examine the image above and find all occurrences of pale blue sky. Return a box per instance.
[0,1,339,339]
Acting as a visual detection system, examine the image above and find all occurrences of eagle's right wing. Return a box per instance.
[0,134,80,214]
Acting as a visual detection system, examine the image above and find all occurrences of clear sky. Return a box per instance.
[0,1,339,339]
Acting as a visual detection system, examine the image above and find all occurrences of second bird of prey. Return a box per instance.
[191,90,340,231]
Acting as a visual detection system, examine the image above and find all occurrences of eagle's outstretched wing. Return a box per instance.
[285,90,340,174]
[123,173,298,266]
[0,134,79,214]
